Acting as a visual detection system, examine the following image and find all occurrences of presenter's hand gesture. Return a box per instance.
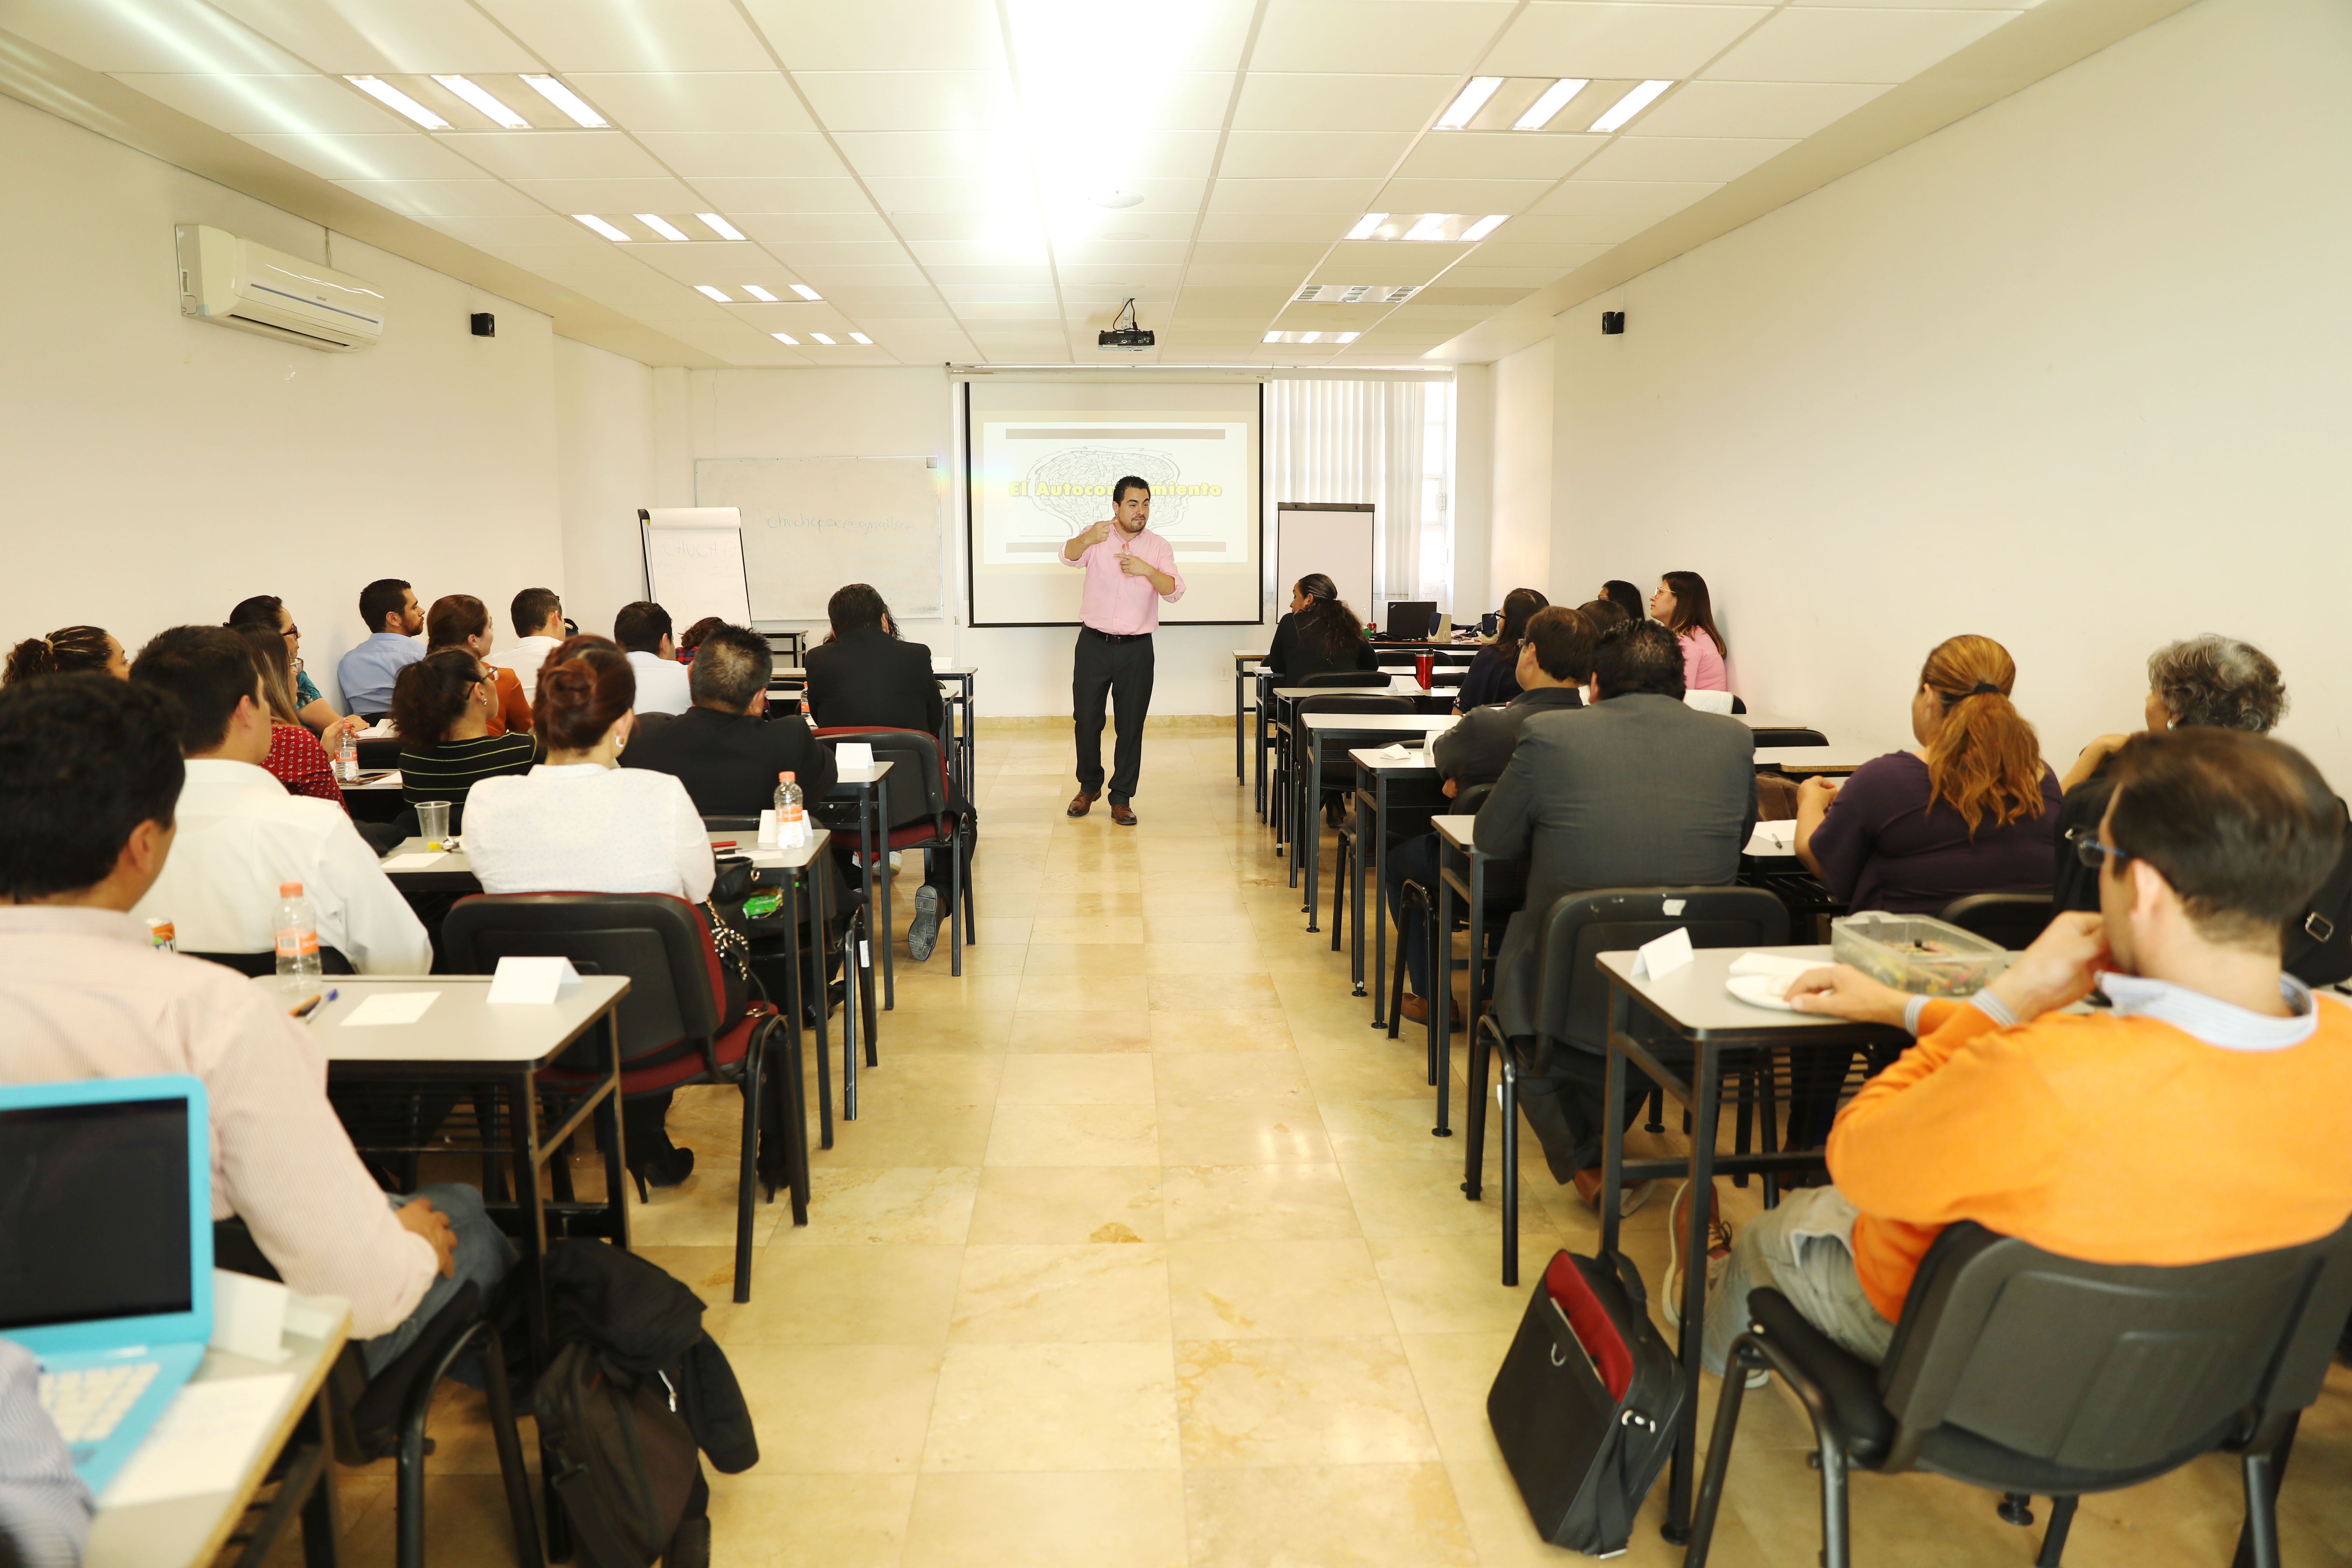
[1079,518,1115,551]
[1118,552,1154,576]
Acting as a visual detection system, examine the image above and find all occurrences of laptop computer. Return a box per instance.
[0,1075,213,1497]
[1382,600,1437,640]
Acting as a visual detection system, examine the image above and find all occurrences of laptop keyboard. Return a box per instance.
[39,1361,161,1452]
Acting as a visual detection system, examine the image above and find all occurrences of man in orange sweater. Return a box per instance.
[1695,727,2352,1378]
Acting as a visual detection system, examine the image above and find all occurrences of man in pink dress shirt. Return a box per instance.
[1060,476,1185,825]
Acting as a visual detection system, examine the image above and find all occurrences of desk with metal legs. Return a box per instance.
[1344,747,1446,1024]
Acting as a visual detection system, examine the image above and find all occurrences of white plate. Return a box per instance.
[1726,974,1797,1011]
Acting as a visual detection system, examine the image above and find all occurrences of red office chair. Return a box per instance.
[813,726,972,977]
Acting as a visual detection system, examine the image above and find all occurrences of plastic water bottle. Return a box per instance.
[774,771,808,848]
[275,882,322,980]
[337,725,358,782]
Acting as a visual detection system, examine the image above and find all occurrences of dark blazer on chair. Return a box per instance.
[1430,684,1583,790]
[621,705,839,816]
[805,625,945,738]
[1474,692,1756,1037]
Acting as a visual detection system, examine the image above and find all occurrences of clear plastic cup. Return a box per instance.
[416,799,451,850]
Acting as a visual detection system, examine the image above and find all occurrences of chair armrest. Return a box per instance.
[1746,1288,1899,1467]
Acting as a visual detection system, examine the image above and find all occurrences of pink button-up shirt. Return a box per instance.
[1061,526,1186,634]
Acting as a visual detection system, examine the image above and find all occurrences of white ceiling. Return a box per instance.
[0,0,2044,368]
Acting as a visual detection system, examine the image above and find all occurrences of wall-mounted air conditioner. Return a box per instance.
[173,224,386,352]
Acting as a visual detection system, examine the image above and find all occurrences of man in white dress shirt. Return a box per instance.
[126,626,431,974]
[498,586,567,702]
[613,602,693,717]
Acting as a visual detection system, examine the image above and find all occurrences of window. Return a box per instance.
[1264,376,1454,611]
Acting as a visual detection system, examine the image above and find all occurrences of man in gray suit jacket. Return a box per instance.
[1475,618,1756,1192]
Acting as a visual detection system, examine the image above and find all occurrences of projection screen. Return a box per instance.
[965,380,1264,626]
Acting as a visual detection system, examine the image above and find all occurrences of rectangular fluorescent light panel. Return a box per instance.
[1404,214,1450,242]
[811,333,835,345]
[345,76,447,130]
[1385,286,1419,302]
[696,212,744,240]
[1294,286,1325,302]
[1515,78,1588,132]
[636,214,690,241]
[1345,213,1386,241]
[1262,331,1282,343]
[1342,285,1371,302]
[772,332,799,345]
[573,214,631,241]
[1462,214,1507,241]
[1591,79,1673,133]
[432,75,527,128]
[790,284,822,301]
[849,332,872,344]
[1437,77,1502,130]
[695,285,732,302]
[1337,332,1359,343]
[742,285,778,302]
[1300,331,1321,344]
[520,74,606,127]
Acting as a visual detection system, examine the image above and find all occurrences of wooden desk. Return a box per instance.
[1296,714,1457,932]
[87,1301,351,1568]
[1344,745,1447,1024]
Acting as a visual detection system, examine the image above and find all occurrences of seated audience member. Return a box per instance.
[1703,729,2352,1379]
[1475,619,1755,1202]
[2,625,125,686]
[1262,575,1378,681]
[805,584,965,961]
[1391,606,1596,1022]
[624,624,836,811]
[126,627,430,974]
[229,594,343,734]
[235,623,348,810]
[1455,588,1549,712]
[613,602,692,716]
[425,594,532,734]
[1796,635,2060,912]
[1651,571,1729,693]
[463,637,715,1191]
[0,1338,89,1568]
[1600,580,1645,624]
[0,673,511,1376]
[500,587,567,702]
[1578,596,1631,633]
[391,650,536,832]
[677,616,727,660]
[337,578,424,719]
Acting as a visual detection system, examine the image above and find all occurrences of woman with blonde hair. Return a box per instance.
[1795,634,2061,912]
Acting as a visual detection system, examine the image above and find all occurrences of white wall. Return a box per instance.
[1551,0,2352,782]
[552,338,654,640]
[1450,363,1494,624]
[0,91,568,707]
[1490,338,1556,612]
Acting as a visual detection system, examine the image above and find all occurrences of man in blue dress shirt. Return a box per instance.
[335,578,424,719]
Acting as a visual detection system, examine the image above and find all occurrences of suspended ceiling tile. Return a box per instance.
[441,130,675,181]
[1046,214,1200,247]
[1058,264,1183,288]
[794,72,1020,133]
[1529,176,1722,215]
[1207,178,1386,213]
[238,130,486,182]
[924,264,1055,285]
[1197,212,1357,243]
[1053,242,1192,267]
[1496,211,1654,244]
[1308,241,1472,285]
[503,176,709,211]
[1392,131,1605,182]
[1377,178,1559,214]
[1702,7,2017,82]
[1218,131,1416,181]
[1062,177,1206,212]
[831,131,1031,179]
[887,213,1009,242]
[1572,134,1793,182]
[951,300,1063,318]
[624,239,777,283]
[1250,0,1520,75]
[1411,284,1537,308]
[1042,131,1223,182]
[205,0,544,74]
[743,0,1006,71]
[562,73,817,133]
[1228,72,1458,133]
[790,267,936,290]
[729,213,898,243]
[634,133,849,179]
[468,242,638,270]
[686,177,875,212]
[417,212,617,248]
[822,294,958,315]
[1469,240,1612,269]
[330,178,554,217]
[1183,264,1312,288]
[471,0,773,73]
[109,72,404,136]
[865,176,1030,215]
[763,240,919,266]
[1480,3,1772,79]
[0,0,310,73]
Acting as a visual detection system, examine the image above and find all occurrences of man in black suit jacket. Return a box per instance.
[804,584,960,961]
[622,625,837,812]
[1475,618,1755,1199]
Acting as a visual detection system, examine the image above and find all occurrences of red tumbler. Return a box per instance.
[1413,652,1434,689]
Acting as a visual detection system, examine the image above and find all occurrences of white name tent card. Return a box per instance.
[835,742,875,769]
[1631,926,1694,980]
[486,955,583,1006]
[209,1269,292,1364]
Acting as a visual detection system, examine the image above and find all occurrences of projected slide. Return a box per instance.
[966,382,1263,625]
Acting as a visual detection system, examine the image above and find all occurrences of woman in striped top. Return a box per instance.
[236,623,349,809]
[390,650,535,832]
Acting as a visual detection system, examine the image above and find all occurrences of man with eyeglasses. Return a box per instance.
[1679,727,2352,1382]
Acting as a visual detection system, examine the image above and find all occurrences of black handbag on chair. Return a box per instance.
[1487,1249,1688,1555]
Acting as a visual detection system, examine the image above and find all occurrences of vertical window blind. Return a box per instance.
[1264,378,1454,619]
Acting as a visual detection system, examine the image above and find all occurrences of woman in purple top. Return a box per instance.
[1796,634,2060,913]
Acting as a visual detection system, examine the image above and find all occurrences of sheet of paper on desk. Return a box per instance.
[378,851,447,871]
[1746,821,1798,855]
[102,1373,297,1506]
[1373,743,1418,762]
[342,992,439,1026]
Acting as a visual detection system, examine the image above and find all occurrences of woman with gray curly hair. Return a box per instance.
[2059,634,2288,792]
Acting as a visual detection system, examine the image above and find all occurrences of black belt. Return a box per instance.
[1082,627,1153,644]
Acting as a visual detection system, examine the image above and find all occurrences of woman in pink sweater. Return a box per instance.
[1651,570,1729,692]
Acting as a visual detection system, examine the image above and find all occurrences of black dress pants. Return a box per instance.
[1072,627,1154,803]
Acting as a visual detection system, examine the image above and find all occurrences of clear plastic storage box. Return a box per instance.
[1829,912,2015,997]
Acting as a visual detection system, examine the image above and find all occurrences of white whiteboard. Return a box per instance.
[696,457,943,623]
[639,508,751,630]
[1275,504,1377,626]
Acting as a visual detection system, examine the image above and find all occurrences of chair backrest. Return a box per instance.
[1532,887,1790,1055]
[1752,728,1829,748]
[814,725,948,821]
[1937,893,2053,950]
[188,946,356,977]
[1684,690,1736,715]
[1294,694,1416,718]
[1296,671,1390,688]
[1876,1218,2352,1477]
[1454,783,1497,817]
[441,893,720,1068]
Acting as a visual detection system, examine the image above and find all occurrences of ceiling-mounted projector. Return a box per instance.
[1098,298,1153,352]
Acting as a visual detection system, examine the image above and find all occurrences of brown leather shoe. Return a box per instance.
[1066,790,1097,817]
[1110,802,1138,826]
[1399,993,1429,1023]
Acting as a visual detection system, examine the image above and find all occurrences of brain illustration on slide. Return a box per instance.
[976,415,1250,568]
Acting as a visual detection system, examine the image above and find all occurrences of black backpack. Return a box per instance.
[536,1342,705,1568]
[1487,1249,1688,1555]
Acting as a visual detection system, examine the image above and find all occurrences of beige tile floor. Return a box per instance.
[268,724,2352,1568]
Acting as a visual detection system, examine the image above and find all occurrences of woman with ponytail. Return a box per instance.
[1794,634,2061,912]
[1262,573,1378,681]
[1455,586,1548,712]
[391,649,536,830]
[3,625,126,686]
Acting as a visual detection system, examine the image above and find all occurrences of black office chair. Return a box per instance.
[1465,885,1789,1284]
[441,893,803,1298]
[1387,781,1517,1032]
[186,946,358,976]
[1752,727,1830,749]
[703,813,878,1086]
[1939,892,2054,949]
[1690,1217,2352,1568]
[1294,671,1390,688]
[1287,693,1415,906]
[814,725,971,976]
